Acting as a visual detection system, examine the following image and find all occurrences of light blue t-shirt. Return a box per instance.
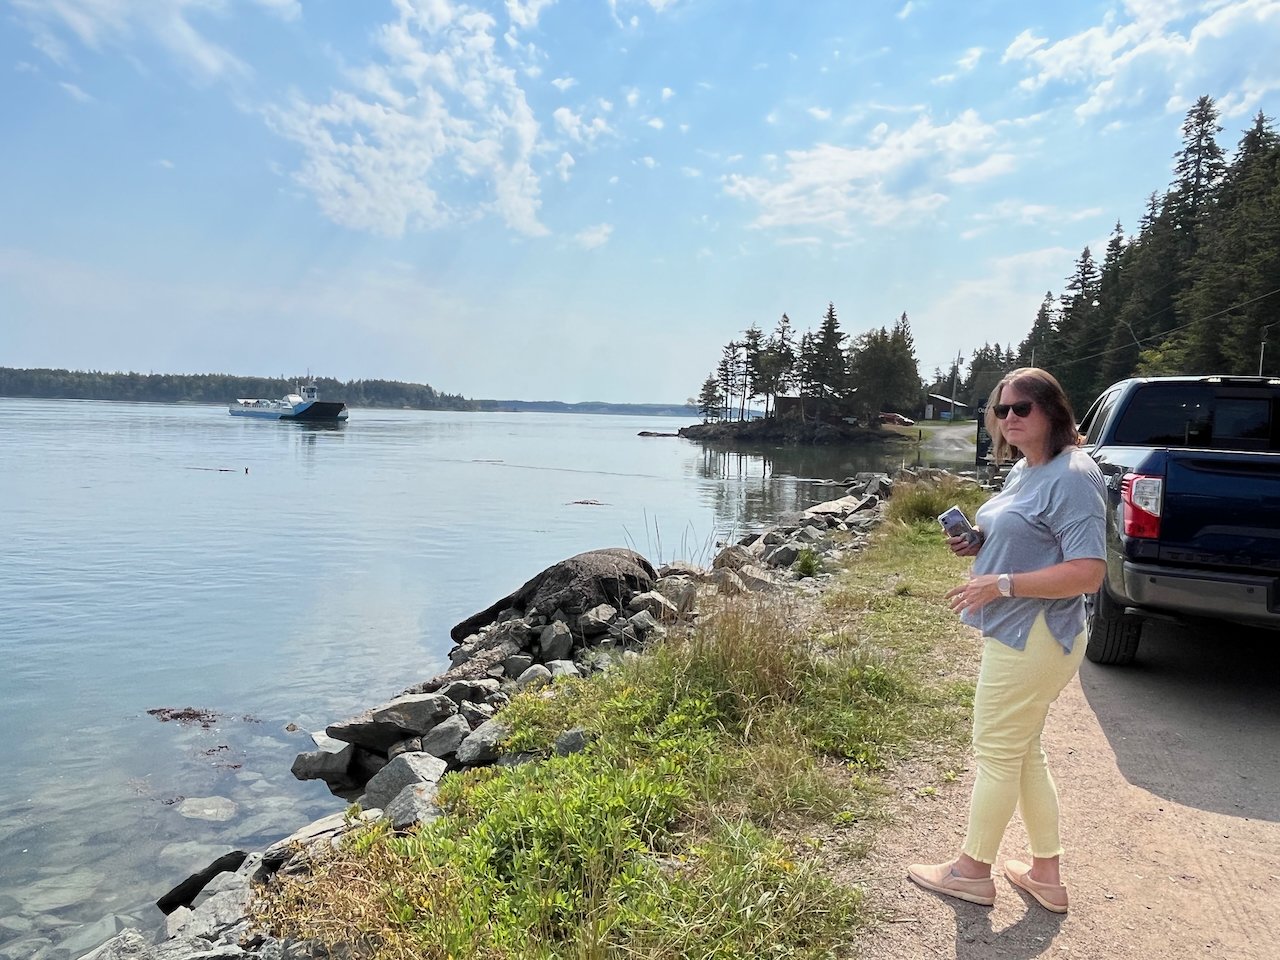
[961,447,1107,653]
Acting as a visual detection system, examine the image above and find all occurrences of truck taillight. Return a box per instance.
[1121,474,1162,539]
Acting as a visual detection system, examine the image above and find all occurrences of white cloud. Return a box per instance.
[11,0,249,81]
[971,201,1105,226]
[1003,1,1280,120]
[681,166,701,177]
[646,117,664,129]
[957,46,984,71]
[556,151,575,181]
[625,88,640,108]
[266,2,550,238]
[897,2,915,20]
[640,156,656,168]
[574,223,613,248]
[724,110,1002,235]
[807,106,831,120]
[506,0,557,29]
[156,158,175,169]
[60,81,93,102]
[554,106,612,142]
[661,86,674,100]
[551,76,577,91]
[946,152,1016,183]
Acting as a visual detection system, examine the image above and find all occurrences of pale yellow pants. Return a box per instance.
[962,612,1086,864]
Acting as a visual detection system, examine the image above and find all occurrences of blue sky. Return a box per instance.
[3,0,1280,403]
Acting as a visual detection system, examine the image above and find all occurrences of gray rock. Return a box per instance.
[383,784,443,832]
[72,929,153,960]
[710,568,746,595]
[656,560,705,578]
[387,737,423,760]
[625,591,679,623]
[711,544,754,570]
[554,727,591,756]
[359,753,448,811]
[516,664,553,690]
[420,715,470,757]
[176,797,237,822]
[763,543,800,568]
[438,679,500,703]
[456,719,510,766]
[57,915,132,957]
[326,694,457,753]
[537,621,573,661]
[624,608,659,633]
[289,732,354,784]
[653,575,697,614]
[546,659,581,678]
[736,564,779,592]
[350,747,389,784]
[503,653,534,678]
[459,701,494,725]
[449,548,656,641]
[577,604,617,636]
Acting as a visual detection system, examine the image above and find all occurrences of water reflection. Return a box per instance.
[688,439,977,539]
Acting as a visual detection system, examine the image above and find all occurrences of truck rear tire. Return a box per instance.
[1084,586,1142,665]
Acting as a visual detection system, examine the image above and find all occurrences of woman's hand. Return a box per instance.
[946,573,1001,614]
[947,530,983,557]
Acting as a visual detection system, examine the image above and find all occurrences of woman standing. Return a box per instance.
[907,367,1106,913]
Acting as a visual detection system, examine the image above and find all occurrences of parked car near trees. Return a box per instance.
[879,412,916,426]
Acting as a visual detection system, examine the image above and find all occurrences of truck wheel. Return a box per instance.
[1084,586,1142,665]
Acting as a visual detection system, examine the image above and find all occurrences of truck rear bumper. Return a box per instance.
[1121,561,1280,627]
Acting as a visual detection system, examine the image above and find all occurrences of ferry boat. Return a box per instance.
[228,382,349,421]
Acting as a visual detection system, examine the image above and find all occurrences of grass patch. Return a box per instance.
[254,508,988,959]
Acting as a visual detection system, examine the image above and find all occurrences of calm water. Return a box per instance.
[0,399,968,951]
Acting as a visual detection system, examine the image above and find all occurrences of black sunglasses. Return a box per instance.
[994,400,1035,419]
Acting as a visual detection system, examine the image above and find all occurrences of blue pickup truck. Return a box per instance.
[1076,375,1280,664]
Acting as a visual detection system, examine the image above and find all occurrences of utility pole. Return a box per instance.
[950,349,962,421]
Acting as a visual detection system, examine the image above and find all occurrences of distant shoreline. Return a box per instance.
[0,367,697,418]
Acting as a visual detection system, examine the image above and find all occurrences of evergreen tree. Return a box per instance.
[812,302,849,416]
[847,312,923,421]
[697,373,723,422]
[741,324,766,418]
[1017,292,1057,367]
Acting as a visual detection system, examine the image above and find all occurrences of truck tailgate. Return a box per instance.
[1159,452,1280,572]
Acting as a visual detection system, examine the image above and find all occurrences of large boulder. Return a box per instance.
[449,549,656,642]
[359,753,449,811]
[326,693,458,753]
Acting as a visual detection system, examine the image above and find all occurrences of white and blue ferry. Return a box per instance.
[228,382,349,421]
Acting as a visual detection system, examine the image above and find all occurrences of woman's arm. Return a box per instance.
[947,558,1105,615]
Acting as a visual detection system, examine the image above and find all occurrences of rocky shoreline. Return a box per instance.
[74,469,957,960]
[678,417,909,446]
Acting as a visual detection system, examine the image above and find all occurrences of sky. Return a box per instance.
[3,0,1280,403]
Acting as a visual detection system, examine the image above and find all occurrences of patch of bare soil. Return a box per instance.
[839,624,1280,960]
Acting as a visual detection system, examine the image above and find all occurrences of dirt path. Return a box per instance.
[848,620,1280,960]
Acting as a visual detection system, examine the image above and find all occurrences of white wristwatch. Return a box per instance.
[997,573,1013,597]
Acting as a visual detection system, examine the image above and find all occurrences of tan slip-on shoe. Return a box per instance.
[906,860,996,906]
[1004,859,1069,913]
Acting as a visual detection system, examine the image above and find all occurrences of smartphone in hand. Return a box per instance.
[937,506,981,547]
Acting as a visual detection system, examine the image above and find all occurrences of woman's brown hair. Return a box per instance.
[986,367,1081,464]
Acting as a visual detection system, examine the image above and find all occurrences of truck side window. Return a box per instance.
[1113,386,1213,446]
[1082,390,1119,445]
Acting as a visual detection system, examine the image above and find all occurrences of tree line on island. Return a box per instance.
[699,95,1280,425]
